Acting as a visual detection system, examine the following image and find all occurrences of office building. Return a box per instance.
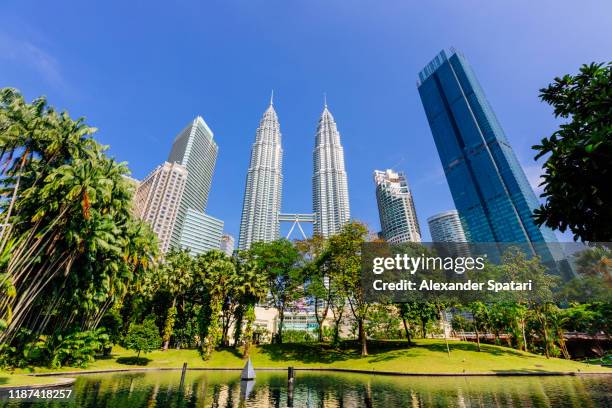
[427,210,467,243]
[167,116,219,248]
[177,208,223,255]
[134,162,188,253]
[238,95,283,249]
[374,169,421,243]
[417,49,559,264]
[313,101,350,237]
[220,234,235,256]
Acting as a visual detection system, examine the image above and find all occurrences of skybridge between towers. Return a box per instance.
[279,213,316,240]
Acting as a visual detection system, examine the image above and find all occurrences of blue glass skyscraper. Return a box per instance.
[417,49,560,265]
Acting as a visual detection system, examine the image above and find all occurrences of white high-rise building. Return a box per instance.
[166,116,224,255]
[238,96,283,250]
[134,162,188,253]
[374,169,421,243]
[428,210,467,243]
[312,102,350,237]
[220,234,235,256]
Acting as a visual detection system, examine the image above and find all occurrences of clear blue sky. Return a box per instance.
[1,1,611,241]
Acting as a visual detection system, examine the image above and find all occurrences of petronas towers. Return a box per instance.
[238,97,283,250]
[312,102,350,237]
[239,95,350,249]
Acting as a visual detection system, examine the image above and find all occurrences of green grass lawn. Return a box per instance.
[11,339,611,380]
[0,372,73,388]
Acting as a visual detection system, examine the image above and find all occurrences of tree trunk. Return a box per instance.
[242,303,255,358]
[358,319,368,356]
[421,318,427,338]
[521,320,528,352]
[542,324,550,359]
[402,317,412,345]
[162,299,176,351]
[475,327,481,352]
[277,308,284,345]
[557,329,570,359]
[332,309,343,346]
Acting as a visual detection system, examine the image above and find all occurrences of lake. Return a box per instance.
[2,370,611,407]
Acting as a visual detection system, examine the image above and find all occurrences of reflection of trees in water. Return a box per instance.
[58,372,609,407]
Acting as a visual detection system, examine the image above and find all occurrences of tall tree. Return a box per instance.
[329,221,370,356]
[195,250,237,358]
[250,240,301,345]
[146,249,194,351]
[298,236,333,342]
[232,249,267,357]
[533,62,612,242]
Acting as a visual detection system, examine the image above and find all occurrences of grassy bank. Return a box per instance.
[0,373,73,388]
[3,339,608,384]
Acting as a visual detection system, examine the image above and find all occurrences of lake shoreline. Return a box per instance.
[28,366,612,378]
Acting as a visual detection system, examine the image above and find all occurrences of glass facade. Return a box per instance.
[417,49,560,265]
[178,208,224,256]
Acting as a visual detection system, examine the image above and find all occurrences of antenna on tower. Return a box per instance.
[323,92,327,108]
[270,89,274,106]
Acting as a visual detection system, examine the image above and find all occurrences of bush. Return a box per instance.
[0,328,109,369]
[282,330,316,343]
[124,316,161,357]
[49,328,110,368]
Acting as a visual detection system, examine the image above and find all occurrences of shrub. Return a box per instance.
[124,316,161,357]
[49,328,110,368]
[282,330,316,343]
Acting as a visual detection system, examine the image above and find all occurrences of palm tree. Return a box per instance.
[195,250,237,358]
[147,249,194,351]
[233,249,267,357]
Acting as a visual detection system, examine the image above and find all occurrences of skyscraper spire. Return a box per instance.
[270,89,274,106]
[238,97,283,249]
[312,103,350,237]
[323,92,327,108]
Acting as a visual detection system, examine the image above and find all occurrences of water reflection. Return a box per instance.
[1,371,610,407]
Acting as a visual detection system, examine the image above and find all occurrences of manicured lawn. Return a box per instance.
[0,372,72,388]
[13,339,611,378]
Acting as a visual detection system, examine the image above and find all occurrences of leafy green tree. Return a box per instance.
[146,249,195,351]
[366,304,402,340]
[195,250,237,358]
[300,236,334,342]
[413,302,440,339]
[469,301,489,352]
[0,88,158,348]
[124,316,161,358]
[398,303,419,344]
[533,62,612,242]
[329,221,370,355]
[575,246,612,284]
[250,240,301,345]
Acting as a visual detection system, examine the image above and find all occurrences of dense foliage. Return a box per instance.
[0,88,158,367]
[533,62,612,242]
[124,316,161,358]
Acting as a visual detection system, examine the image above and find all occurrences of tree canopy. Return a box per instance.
[533,62,612,242]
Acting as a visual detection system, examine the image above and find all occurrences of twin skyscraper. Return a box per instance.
[238,94,351,249]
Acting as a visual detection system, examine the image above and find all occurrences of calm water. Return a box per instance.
[2,371,611,407]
